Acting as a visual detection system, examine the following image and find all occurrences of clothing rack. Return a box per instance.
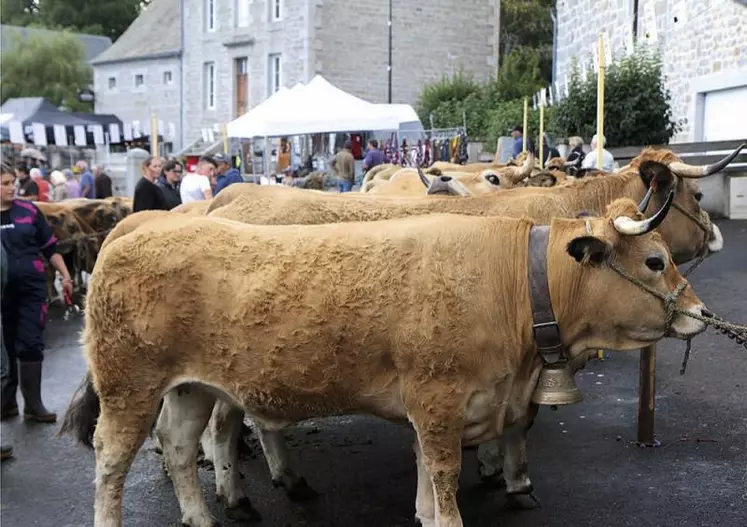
[383,127,469,167]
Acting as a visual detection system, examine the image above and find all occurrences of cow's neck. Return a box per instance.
[568,171,646,215]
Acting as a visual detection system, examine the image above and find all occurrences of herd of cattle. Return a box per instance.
[57,143,744,527]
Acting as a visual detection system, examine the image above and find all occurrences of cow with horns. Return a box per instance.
[62,186,707,526]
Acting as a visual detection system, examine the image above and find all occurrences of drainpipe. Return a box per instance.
[550,2,558,85]
[179,0,185,151]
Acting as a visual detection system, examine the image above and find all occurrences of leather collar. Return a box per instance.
[527,226,565,363]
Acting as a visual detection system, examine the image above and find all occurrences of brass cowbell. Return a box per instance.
[531,361,583,406]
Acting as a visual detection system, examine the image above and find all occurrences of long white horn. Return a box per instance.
[614,189,675,236]
[669,142,745,178]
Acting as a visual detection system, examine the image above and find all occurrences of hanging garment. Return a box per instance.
[350,134,364,159]
[423,139,431,167]
[459,131,469,163]
[416,139,423,167]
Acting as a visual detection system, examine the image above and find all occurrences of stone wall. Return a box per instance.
[315,0,500,107]
[93,57,182,148]
[554,0,747,143]
[182,0,309,147]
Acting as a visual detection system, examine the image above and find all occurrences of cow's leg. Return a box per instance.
[209,399,261,522]
[502,420,540,510]
[409,412,464,527]
[255,427,318,501]
[476,439,504,487]
[93,399,156,526]
[155,385,219,527]
[413,439,436,527]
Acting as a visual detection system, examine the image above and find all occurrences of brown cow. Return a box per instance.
[172,200,213,215]
[61,195,707,526]
[35,202,99,298]
[207,151,732,265]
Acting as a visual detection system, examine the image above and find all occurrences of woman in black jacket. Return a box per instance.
[156,159,183,210]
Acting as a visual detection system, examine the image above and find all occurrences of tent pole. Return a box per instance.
[388,0,393,103]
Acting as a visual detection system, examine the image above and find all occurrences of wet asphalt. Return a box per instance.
[1,220,746,527]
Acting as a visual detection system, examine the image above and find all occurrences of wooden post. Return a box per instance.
[594,33,606,362]
[637,344,657,445]
[539,102,545,170]
[596,33,605,169]
[221,123,229,154]
[522,97,529,153]
[150,114,158,156]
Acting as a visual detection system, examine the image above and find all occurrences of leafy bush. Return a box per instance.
[416,71,483,124]
[554,48,682,147]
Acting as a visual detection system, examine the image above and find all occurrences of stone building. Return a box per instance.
[91,0,182,151]
[93,0,501,152]
[553,0,747,143]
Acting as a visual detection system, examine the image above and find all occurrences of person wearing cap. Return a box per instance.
[510,125,535,160]
[213,153,243,195]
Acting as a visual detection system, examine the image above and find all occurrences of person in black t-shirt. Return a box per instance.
[14,165,38,201]
[133,156,168,213]
[156,159,183,210]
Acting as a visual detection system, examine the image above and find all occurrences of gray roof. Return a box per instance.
[0,25,112,62]
[90,0,181,66]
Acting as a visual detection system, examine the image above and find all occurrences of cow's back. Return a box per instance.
[86,213,532,419]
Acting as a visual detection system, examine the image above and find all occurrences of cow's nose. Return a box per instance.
[440,176,452,182]
[701,308,714,319]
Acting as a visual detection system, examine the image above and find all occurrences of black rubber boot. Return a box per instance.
[1,355,19,420]
[19,361,56,423]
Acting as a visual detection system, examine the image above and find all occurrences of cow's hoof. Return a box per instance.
[506,490,541,510]
[222,497,262,523]
[275,476,319,502]
[414,516,435,527]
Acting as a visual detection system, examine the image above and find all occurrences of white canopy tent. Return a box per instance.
[226,75,423,138]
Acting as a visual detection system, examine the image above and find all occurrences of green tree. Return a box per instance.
[0,31,93,112]
[39,0,148,41]
[501,0,554,86]
[494,46,546,101]
[554,48,682,147]
[0,0,40,26]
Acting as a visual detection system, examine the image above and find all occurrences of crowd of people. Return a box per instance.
[509,126,616,172]
[132,153,244,213]
[11,159,114,204]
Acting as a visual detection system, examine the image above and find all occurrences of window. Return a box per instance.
[268,54,282,95]
[237,0,251,27]
[134,74,144,87]
[163,70,173,85]
[205,62,216,110]
[206,0,216,32]
[108,76,116,90]
[272,0,283,22]
[235,57,249,117]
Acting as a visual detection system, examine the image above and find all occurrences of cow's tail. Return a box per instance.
[58,371,100,449]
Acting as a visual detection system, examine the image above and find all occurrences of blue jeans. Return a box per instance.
[338,180,353,193]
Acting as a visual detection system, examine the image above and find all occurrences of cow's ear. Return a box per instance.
[567,236,610,266]
[639,161,675,192]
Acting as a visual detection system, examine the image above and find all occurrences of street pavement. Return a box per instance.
[1,220,746,527]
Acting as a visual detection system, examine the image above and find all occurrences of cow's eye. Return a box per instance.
[645,256,665,272]
[486,175,500,186]
[694,191,703,202]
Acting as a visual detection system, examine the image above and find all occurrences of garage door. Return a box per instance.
[702,85,747,141]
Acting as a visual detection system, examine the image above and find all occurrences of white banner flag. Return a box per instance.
[133,121,142,138]
[167,122,176,140]
[549,85,555,106]
[123,123,133,141]
[207,129,215,143]
[8,121,25,144]
[91,125,105,145]
[53,125,68,146]
[604,33,612,66]
[109,123,121,143]
[158,120,165,135]
[31,123,47,145]
[74,126,87,146]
